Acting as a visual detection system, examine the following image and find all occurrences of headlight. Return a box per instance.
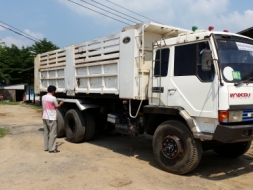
[218,110,242,123]
[229,111,242,122]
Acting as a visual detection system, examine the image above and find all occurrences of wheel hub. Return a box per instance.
[162,135,184,160]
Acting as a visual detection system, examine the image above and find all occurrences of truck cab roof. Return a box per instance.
[122,21,190,38]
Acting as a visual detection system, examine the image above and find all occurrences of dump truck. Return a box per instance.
[35,21,253,174]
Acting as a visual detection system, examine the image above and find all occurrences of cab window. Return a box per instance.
[154,48,170,77]
[174,42,215,82]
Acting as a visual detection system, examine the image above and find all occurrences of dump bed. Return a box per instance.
[34,22,189,100]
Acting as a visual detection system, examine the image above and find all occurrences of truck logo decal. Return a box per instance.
[230,93,251,98]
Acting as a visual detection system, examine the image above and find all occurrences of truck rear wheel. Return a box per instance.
[213,141,252,158]
[152,120,202,175]
[56,108,65,138]
[65,109,86,143]
[82,110,95,141]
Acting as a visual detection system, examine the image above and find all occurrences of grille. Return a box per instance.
[243,109,253,122]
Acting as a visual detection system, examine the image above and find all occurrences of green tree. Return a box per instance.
[0,44,31,84]
[31,38,59,55]
[0,44,11,84]
[0,39,59,85]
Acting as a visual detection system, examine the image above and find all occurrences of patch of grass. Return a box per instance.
[0,128,9,138]
[0,101,20,105]
[0,101,42,113]
[22,102,42,113]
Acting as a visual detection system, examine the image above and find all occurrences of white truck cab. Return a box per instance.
[149,28,253,141]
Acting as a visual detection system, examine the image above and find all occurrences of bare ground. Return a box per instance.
[0,104,253,190]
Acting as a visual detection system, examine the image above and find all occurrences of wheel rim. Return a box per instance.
[162,135,184,161]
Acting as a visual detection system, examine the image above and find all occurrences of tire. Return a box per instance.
[82,110,95,141]
[65,109,86,143]
[152,120,203,175]
[213,141,252,158]
[56,108,65,138]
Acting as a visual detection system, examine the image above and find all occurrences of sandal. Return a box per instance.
[49,149,60,153]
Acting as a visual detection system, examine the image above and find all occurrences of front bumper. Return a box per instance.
[213,124,253,143]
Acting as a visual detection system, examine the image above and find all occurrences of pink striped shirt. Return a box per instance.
[42,94,58,120]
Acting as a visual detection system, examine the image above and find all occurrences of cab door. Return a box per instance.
[167,41,218,119]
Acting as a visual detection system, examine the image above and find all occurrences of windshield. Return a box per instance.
[215,35,253,83]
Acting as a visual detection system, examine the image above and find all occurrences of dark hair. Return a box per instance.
[47,85,56,93]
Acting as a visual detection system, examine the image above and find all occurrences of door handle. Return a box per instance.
[168,89,176,95]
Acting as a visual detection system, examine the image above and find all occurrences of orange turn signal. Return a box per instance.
[218,110,229,123]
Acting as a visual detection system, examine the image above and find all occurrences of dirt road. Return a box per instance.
[0,104,253,190]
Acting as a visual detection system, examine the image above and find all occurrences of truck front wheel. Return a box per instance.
[213,141,252,158]
[152,120,203,175]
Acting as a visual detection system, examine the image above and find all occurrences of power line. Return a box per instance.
[79,0,136,23]
[0,20,41,42]
[90,0,143,23]
[105,0,161,23]
[0,24,40,43]
[68,0,131,25]
[0,22,41,43]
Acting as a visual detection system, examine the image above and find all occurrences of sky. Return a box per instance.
[0,0,253,48]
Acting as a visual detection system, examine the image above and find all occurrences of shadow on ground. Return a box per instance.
[193,149,253,180]
[86,131,253,180]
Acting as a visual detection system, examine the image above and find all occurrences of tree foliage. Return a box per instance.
[31,38,59,55]
[0,39,59,85]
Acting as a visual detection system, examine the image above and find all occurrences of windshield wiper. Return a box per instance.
[234,76,253,86]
